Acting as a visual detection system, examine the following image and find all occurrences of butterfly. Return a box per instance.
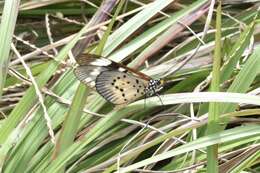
[73,53,164,104]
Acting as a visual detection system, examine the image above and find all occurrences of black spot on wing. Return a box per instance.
[95,70,149,104]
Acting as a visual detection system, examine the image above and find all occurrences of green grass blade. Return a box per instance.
[41,90,260,173]
[0,0,20,97]
[206,1,222,172]
[221,12,260,114]
[53,1,124,172]
[0,22,93,144]
[52,1,124,171]
[96,0,125,54]
[221,45,260,114]
[117,125,260,172]
[102,0,176,56]
[220,21,255,83]
[53,85,89,156]
[1,72,78,173]
[108,0,209,62]
[1,2,259,173]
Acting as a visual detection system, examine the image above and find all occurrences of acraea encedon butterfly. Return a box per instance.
[74,53,164,104]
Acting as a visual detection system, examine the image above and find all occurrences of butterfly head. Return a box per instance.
[145,79,164,96]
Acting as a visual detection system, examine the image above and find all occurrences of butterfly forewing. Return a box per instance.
[74,54,114,88]
[74,65,108,88]
[75,54,112,66]
[95,71,148,104]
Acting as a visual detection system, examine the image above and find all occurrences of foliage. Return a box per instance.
[0,0,260,173]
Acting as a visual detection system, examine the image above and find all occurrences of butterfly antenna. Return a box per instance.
[144,93,147,110]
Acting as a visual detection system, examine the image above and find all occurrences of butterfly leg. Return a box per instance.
[144,93,147,110]
[154,90,164,106]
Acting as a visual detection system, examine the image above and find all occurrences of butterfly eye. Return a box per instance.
[159,79,165,85]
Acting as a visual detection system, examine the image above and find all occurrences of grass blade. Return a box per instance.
[206,1,222,172]
[0,0,20,97]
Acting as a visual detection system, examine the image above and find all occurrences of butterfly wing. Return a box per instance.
[74,53,151,104]
[74,54,112,88]
[95,71,148,104]
[75,54,112,67]
[74,65,108,88]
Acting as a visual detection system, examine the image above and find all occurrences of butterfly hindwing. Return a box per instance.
[95,71,148,104]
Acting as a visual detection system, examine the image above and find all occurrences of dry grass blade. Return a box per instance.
[11,44,56,144]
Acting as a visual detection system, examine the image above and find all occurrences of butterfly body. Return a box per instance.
[74,54,164,104]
